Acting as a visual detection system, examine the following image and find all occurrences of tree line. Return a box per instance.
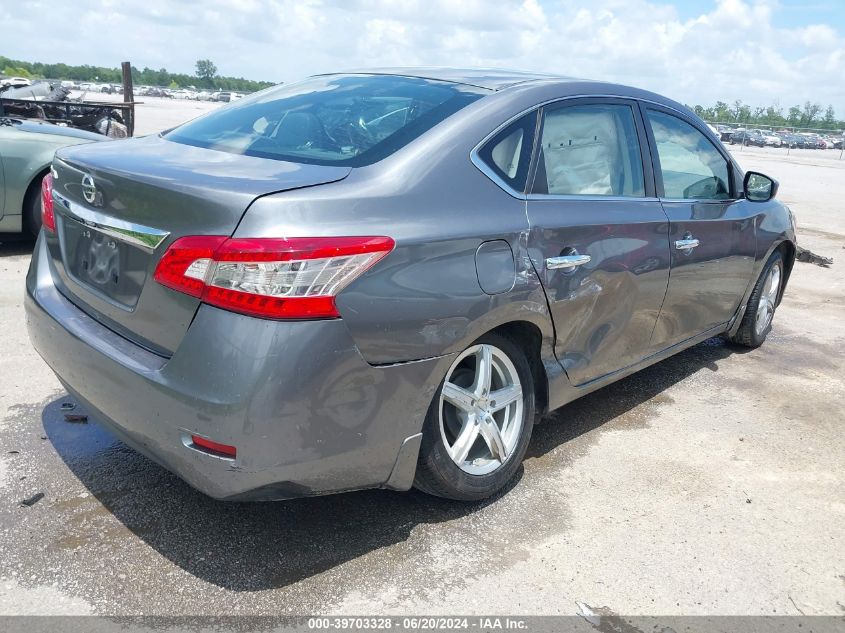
[0,56,275,93]
[688,100,843,131]
[3,56,842,129]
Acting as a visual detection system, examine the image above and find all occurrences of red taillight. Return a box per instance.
[154,236,227,298]
[41,173,56,233]
[154,235,395,320]
[191,435,237,458]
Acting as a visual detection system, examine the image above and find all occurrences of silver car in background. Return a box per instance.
[26,69,795,501]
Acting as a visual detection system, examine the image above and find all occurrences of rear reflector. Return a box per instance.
[154,236,395,320]
[41,173,56,233]
[191,435,237,458]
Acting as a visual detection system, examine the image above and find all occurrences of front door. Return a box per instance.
[641,106,757,347]
[526,99,671,386]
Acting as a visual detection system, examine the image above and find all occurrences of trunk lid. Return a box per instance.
[49,135,351,355]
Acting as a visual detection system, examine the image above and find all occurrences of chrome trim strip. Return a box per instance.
[52,191,170,252]
[527,194,660,202]
[659,197,739,204]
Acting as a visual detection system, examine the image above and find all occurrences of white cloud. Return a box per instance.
[1,0,844,112]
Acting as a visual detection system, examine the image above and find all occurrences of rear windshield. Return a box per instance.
[165,74,487,166]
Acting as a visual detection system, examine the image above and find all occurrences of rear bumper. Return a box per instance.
[25,234,449,500]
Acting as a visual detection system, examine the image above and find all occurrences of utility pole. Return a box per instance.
[121,61,135,136]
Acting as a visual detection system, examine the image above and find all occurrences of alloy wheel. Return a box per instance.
[438,344,525,475]
[755,261,781,336]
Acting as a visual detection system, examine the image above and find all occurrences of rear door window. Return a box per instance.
[532,103,645,197]
[477,112,537,193]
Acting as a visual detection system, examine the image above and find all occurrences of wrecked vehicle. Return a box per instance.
[26,69,796,502]
[0,81,57,100]
[1,81,130,139]
[0,117,107,235]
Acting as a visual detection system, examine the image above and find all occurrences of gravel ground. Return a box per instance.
[0,130,842,615]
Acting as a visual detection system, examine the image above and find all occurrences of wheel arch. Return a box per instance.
[482,319,552,418]
[756,237,796,306]
[22,164,50,213]
[727,235,796,337]
[15,164,50,236]
[5,134,90,229]
[2,145,53,230]
[775,239,796,303]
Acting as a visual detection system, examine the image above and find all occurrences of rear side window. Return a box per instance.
[646,110,731,200]
[533,103,645,197]
[165,74,486,167]
[477,112,537,193]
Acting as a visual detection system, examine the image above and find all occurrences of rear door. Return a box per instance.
[641,106,756,347]
[525,98,670,385]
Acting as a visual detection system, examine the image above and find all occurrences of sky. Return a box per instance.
[2,0,844,113]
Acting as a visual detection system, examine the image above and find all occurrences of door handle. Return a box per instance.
[546,254,591,270]
[674,238,700,251]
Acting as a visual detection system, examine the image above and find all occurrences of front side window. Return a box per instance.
[477,111,537,193]
[165,75,486,167]
[646,110,731,200]
[532,103,645,197]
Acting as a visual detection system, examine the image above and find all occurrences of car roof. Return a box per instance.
[312,68,693,114]
[322,67,577,91]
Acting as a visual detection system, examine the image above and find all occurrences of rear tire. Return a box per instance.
[730,251,784,348]
[23,175,45,237]
[414,332,535,501]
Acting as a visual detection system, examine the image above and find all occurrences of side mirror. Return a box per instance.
[744,171,778,202]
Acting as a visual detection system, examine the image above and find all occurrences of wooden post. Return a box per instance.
[121,61,135,136]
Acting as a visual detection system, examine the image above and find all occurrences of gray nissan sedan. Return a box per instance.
[26,69,796,501]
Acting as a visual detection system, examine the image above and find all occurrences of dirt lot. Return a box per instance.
[0,113,842,615]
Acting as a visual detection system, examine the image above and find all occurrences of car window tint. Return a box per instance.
[165,75,486,167]
[647,110,730,200]
[478,112,537,193]
[533,103,645,197]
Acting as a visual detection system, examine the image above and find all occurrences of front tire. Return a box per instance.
[414,333,535,501]
[730,251,784,348]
